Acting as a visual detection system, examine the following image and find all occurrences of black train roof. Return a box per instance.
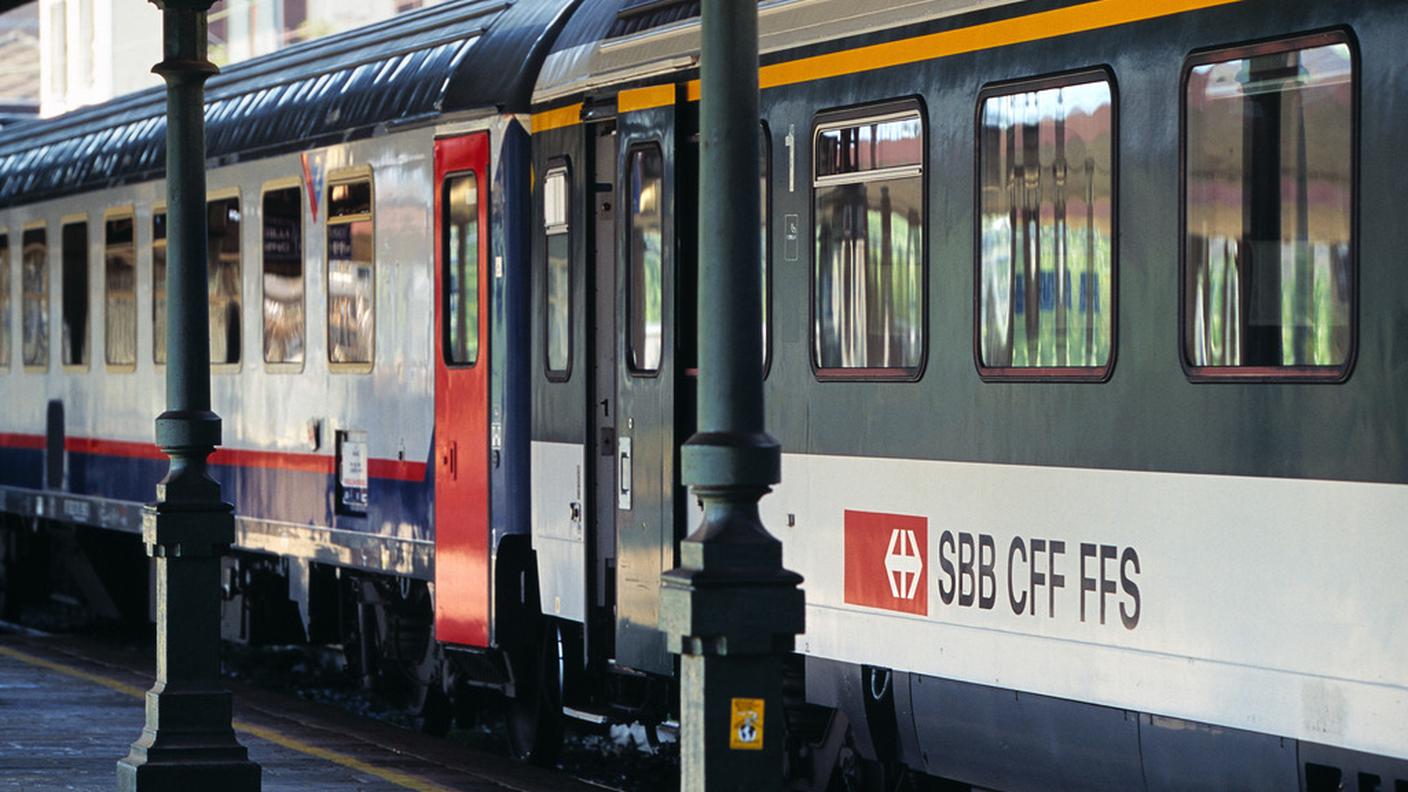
[0,0,578,209]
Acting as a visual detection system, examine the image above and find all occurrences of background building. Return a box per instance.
[38,0,436,117]
[0,3,38,123]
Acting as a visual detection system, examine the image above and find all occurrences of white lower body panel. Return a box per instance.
[760,452,1408,761]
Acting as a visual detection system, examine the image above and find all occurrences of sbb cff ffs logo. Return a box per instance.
[844,510,928,616]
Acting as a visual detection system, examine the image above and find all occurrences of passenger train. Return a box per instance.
[0,0,1404,789]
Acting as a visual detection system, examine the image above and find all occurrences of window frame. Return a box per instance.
[441,167,481,370]
[259,178,307,373]
[325,167,376,374]
[543,158,573,382]
[101,205,138,373]
[1178,29,1358,384]
[206,188,244,374]
[151,203,167,367]
[809,98,929,382]
[760,120,773,381]
[0,231,10,371]
[59,213,91,372]
[972,67,1119,384]
[625,141,666,378]
[21,220,49,373]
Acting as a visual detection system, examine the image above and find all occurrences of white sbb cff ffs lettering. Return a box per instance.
[935,532,1141,630]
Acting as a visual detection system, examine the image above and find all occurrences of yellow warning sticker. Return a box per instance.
[729,697,764,750]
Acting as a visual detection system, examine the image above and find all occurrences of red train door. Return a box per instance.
[434,132,491,647]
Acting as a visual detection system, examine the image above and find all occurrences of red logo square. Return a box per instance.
[843,510,928,616]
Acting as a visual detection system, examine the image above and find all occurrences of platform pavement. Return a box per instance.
[0,633,606,792]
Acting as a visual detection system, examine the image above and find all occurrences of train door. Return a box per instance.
[589,122,619,662]
[613,91,683,676]
[433,132,492,647]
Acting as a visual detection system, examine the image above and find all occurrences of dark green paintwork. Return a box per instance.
[117,2,260,789]
[660,2,803,789]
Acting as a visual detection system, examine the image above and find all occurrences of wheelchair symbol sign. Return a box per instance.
[729,697,764,750]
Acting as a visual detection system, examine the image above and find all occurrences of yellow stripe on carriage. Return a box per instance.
[533,0,1241,125]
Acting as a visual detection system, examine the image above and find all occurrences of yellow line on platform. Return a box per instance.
[0,643,458,792]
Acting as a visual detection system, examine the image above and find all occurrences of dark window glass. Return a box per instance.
[21,228,46,368]
[62,221,88,366]
[262,187,304,365]
[152,212,166,364]
[1184,39,1353,370]
[813,110,924,372]
[330,180,372,218]
[444,173,479,366]
[328,178,373,365]
[544,167,569,374]
[104,216,136,367]
[628,146,664,373]
[979,78,1114,371]
[207,197,242,365]
[0,235,9,368]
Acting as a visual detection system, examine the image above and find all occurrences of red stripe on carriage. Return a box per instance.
[0,434,421,481]
[0,433,46,450]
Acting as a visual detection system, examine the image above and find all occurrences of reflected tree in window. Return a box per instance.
[979,79,1114,371]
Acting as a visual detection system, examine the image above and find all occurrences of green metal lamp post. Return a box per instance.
[117,2,261,789]
[660,0,804,789]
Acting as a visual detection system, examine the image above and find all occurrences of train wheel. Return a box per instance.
[506,621,564,765]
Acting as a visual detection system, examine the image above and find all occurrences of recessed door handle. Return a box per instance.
[617,436,632,511]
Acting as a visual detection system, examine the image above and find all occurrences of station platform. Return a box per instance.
[0,631,603,792]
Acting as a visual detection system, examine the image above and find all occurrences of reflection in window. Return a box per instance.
[0,235,9,368]
[444,173,478,365]
[152,213,166,364]
[628,147,663,372]
[262,187,304,365]
[207,198,242,366]
[104,216,136,366]
[544,167,569,374]
[61,221,88,366]
[813,110,924,371]
[21,228,46,368]
[328,179,374,365]
[1185,39,1353,369]
[979,79,1113,371]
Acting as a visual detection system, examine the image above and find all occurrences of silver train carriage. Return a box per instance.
[0,0,576,747]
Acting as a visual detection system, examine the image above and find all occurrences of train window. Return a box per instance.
[262,186,304,366]
[207,196,242,366]
[327,177,374,367]
[0,234,9,369]
[628,145,664,373]
[152,212,166,364]
[104,214,137,368]
[977,74,1114,378]
[544,165,570,376]
[813,107,924,376]
[21,227,46,369]
[1183,34,1353,377]
[444,173,479,366]
[61,220,89,368]
[760,124,771,374]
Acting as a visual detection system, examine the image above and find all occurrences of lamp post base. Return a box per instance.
[117,688,260,792]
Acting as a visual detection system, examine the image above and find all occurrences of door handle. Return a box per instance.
[617,436,632,511]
